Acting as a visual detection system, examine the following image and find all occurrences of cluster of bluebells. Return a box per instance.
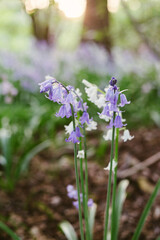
[67,185,93,209]
[39,76,97,144]
[99,77,130,129]
[83,77,134,142]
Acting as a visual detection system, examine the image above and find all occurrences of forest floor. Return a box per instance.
[0,127,160,240]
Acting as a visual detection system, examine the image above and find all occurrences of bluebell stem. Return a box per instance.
[39,76,94,240]
[103,77,131,240]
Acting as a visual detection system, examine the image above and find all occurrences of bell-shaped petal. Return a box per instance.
[119,94,130,107]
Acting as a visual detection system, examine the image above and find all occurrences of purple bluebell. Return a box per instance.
[77,101,83,111]
[65,92,75,105]
[48,87,54,100]
[83,102,88,111]
[114,115,125,128]
[67,185,74,192]
[106,88,114,102]
[73,201,79,209]
[80,111,90,125]
[112,91,119,106]
[55,104,72,119]
[66,130,80,143]
[102,77,130,129]
[67,185,78,199]
[66,85,75,91]
[52,84,63,103]
[66,185,92,209]
[119,94,130,107]
[39,78,55,93]
[75,126,83,138]
[107,118,114,129]
[77,101,88,112]
[109,77,117,86]
[88,198,93,207]
[68,189,78,199]
[100,103,111,117]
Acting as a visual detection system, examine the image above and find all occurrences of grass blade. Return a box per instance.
[18,140,51,175]
[59,221,78,240]
[132,179,160,240]
[0,221,21,240]
[88,203,97,239]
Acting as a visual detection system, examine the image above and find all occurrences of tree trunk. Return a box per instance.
[83,0,111,53]
[30,9,53,44]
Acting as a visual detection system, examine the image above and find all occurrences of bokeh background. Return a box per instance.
[0,0,160,239]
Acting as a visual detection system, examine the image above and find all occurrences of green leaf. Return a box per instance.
[0,221,21,240]
[15,140,51,178]
[112,180,129,240]
[132,179,160,240]
[59,221,78,240]
[88,203,97,239]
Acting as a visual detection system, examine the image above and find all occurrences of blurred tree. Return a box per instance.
[31,9,51,44]
[28,0,56,44]
[83,0,112,54]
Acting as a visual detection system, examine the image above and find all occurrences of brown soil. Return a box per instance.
[0,128,160,240]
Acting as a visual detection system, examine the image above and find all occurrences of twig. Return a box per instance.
[118,152,160,178]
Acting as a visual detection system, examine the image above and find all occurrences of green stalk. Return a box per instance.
[71,106,84,240]
[111,128,119,240]
[132,179,160,240]
[83,127,89,206]
[83,126,91,240]
[79,138,90,240]
[103,113,116,240]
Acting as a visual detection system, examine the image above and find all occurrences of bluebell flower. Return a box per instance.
[80,111,90,125]
[73,201,79,209]
[119,94,130,107]
[52,84,63,103]
[109,77,117,86]
[112,91,119,106]
[48,87,54,100]
[98,77,130,129]
[114,115,126,128]
[56,104,72,119]
[75,126,83,138]
[39,78,55,93]
[107,118,114,129]
[66,185,93,209]
[67,184,74,192]
[100,103,111,117]
[65,92,75,105]
[66,85,75,91]
[88,198,93,207]
[106,88,114,102]
[66,130,80,143]
[68,189,78,199]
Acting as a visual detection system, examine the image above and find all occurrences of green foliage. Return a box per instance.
[59,204,97,240]
[88,203,97,239]
[0,0,31,52]
[59,221,78,240]
[0,127,51,191]
[0,221,21,240]
[119,72,160,128]
[132,179,160,240]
